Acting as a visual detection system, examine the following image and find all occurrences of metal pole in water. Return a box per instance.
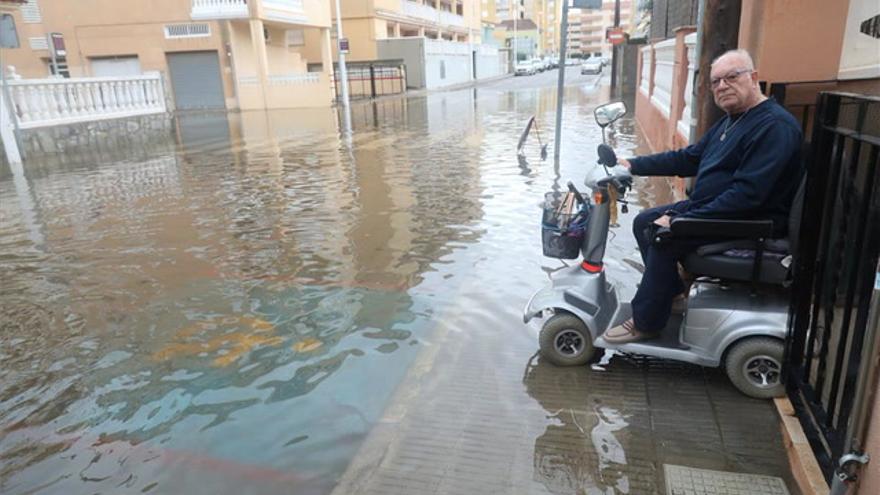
[333,0,352,135]
[513,0,518,68]
[553,0,570,161]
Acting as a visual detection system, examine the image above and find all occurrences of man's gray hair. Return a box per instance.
[711,49,755,70]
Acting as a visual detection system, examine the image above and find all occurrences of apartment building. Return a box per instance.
[567,0,637,58]
[481,0,498,44]
[0,0,335,110]
[494,18,538,60]
[330,1,504,90]
[493,0,562,57]
[333,0,483,62]
[541,0,562,56]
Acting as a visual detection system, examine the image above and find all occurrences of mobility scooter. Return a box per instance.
[524,102,800,399]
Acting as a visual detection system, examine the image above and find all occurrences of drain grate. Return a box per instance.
[664,464,790,495]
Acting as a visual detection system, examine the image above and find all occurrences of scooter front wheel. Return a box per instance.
[539,313,596,366]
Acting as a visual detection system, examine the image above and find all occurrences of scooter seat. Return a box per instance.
[682,252,789,285]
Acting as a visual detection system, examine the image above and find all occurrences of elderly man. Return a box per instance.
[604,49,803,344]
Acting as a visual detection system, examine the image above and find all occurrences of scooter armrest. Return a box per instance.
[669,218,774,239]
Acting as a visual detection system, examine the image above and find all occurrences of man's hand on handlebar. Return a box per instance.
[619,158,631,170]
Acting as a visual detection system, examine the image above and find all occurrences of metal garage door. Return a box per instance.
[91,56,142,77]
[166,51,225,110]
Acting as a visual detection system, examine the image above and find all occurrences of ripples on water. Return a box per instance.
[0,81,644,494]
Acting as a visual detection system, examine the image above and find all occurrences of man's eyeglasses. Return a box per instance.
[710,68,752,88]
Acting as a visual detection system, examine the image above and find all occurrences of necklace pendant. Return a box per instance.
[720,132,727,141]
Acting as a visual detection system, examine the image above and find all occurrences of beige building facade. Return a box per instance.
[0,0,336,110]
[495,0,562,57]
[568,0,636,58]
[333,0,484,63]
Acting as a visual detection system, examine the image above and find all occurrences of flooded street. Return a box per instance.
[0,71,792,494]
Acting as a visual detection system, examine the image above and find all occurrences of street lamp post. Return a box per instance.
[553,0,570,160]
[610,0,621,91]
[513,0,518,67]
[333,0,351,134]
[554,0,603,160]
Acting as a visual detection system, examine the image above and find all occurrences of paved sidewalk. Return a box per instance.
[332,302,798,495]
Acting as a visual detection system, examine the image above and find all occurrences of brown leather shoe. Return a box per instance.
[671,293,687,314]
[603,318,652,343]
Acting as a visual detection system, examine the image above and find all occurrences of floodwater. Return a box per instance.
[1,73,789,495]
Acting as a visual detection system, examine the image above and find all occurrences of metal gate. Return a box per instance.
[332,60,406,100]
[166,51,225,110]
[786,92,880,485]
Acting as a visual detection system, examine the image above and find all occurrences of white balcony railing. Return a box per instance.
[651,38,676,118]
[7,73,166,129]
[438,10,465,28]
[639,45,651,96]
[263,0,304,12]
[261,0,307,23]
[191,0,249,20]
[677,33,697,139]
[402,1,465,29]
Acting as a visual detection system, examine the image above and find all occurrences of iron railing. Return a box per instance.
[785,91,880,483]
[330,60,407,101]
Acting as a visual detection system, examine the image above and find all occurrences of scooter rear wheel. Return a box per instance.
[724,337,785,399]
[539,313,596,366]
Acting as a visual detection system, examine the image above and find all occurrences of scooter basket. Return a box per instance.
[541,191,589,259]
[542,227,584,259]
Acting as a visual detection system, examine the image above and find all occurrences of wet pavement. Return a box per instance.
[1,68,794,494]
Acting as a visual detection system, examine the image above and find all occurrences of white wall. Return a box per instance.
[838,0,880,80]
[424,39,471,89]
[377,38,426,89]
[474,44,502,80]
[377,38,503,90]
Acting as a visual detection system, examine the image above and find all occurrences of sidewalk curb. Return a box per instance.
[774,397,829,495]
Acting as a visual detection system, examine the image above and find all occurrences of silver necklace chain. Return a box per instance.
[720,109,749,141]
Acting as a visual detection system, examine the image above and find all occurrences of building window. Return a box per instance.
[28,36,47,50]
[0,14,19,49]
[286,29,305,46]
[164,23,211,39]
[21,0,42,24]
[440,60,446,79]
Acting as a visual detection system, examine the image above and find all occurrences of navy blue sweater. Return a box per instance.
[630,98,803,236]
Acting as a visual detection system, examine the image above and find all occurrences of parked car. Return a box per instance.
[515,61,536,76]
[580,58,603,75]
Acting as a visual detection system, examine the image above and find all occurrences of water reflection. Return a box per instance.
[0,89,497,494]
[524,355,639,494]
[0,80,648,494]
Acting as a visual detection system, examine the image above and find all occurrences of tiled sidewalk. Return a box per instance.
[332,307,798,495]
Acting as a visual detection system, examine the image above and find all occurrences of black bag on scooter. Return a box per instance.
[541,191,590,259]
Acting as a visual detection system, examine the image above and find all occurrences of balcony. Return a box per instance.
[402,1,465,29]
[191,0,308,24]
[191,0,249,20]
[261,0,307,24]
